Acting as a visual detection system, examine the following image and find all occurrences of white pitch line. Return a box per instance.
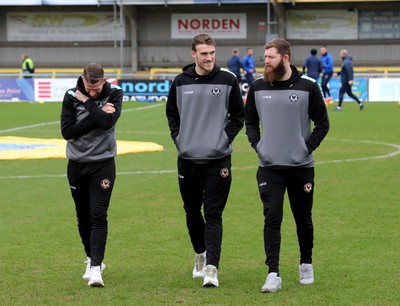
[0,103,164,134]
[1,139,399,180]
[122,103,163,113]
[1,121,399,180]
[317,139,400,164]
[0,169,176,180]
[0,121,60,133]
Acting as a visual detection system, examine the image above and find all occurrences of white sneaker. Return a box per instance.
[88,266,104,287]
[261,272,282,293]
[192,251,206,278]
[82,257,106,280]
[83,257,91,280]
[299,263,314,285]
[203,265,219,287]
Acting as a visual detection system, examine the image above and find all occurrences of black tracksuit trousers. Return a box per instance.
[321,71,333,98]
[178,155,232,269]
[257,167,314,275]
[67,158,115,267]
[338,82,362,107]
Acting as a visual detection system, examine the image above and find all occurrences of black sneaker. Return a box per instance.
[359,103,364,110]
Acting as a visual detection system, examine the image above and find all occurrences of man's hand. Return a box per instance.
[102,103,116,114]
[348,80,353,85]
[75,90,89,103]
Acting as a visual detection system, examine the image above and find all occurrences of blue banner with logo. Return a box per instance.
[118,79,171,102]
[0,78,34,101]
[321,78,368,102]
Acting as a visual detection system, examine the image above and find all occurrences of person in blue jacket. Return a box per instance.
[302,49,322,81]
[333,49,364,111]
[243,47,257,87]
[320,46,334,103]
[227,48,244,83]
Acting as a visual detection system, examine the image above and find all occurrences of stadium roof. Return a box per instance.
[0,0,270,5]
[2,0,396,5]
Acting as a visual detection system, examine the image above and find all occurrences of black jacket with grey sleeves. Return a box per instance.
[244,66,329,168]
[166,63,244,163]
[61,76,123,162]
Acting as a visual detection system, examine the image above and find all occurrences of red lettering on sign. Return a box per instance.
[178,18,240,30]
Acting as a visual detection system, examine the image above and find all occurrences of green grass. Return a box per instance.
[0,101,399,305]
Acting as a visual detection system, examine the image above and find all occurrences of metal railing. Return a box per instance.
[148,67,400,80]
[1,67,400,79]
[0,68,123,79]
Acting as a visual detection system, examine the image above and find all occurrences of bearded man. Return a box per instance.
[244,38,330,293]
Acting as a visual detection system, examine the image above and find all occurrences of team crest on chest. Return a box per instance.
[211,87,221,95]
[289,94,299,103]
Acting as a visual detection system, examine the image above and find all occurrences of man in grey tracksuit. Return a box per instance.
[61,63,123,287]
[166,34,244,288]
[244,38,329,293]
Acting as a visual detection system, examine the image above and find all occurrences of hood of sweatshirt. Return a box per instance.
[342,55,353,62]
[181,63,222,81]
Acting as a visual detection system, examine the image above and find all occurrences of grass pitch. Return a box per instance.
[0,101,399,305]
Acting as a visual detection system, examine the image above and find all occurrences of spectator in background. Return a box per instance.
[333,49,364,111]
[227,48,244,83]
[302,49,321,81]
[21,52,35,78]
[320,46,334,104]
[61,63,123,287]
[243,47,257,87]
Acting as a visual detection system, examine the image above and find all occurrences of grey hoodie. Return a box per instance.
[61,76,123,162]
[245,66,329,168]
[166,63,244,163]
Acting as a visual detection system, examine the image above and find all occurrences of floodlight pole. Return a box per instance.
[113,2,117,70]
[119,1,124,74]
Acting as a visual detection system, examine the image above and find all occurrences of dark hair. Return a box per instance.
[311,49,317,55]
[83,63,104,84]
[191,34,216,52]
[265,38,292,60]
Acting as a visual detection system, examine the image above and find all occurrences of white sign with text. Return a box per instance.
[286,10,357,40]
[171,14,247,39]
[369,78,400,102]
[7,12,123,41]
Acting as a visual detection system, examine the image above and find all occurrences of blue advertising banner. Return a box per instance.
[0,78,34,101]
[323,78,368,102]
[119,79,171,102]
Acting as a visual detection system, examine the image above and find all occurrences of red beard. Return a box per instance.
[263,59,287,82]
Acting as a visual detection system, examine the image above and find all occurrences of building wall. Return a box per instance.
[0,2,399,71]
[0,5,132,69]
[136,5,271,70]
